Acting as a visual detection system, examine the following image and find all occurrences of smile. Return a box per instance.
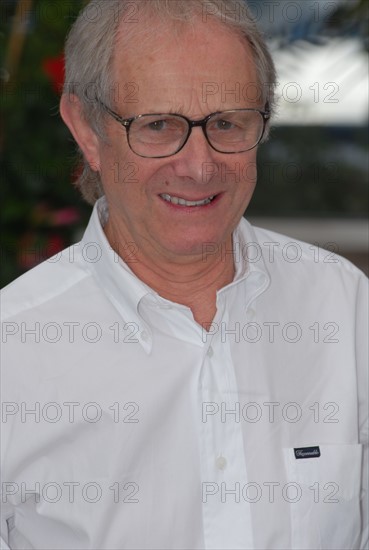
[160,194,216,207]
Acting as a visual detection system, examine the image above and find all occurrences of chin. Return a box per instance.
[161,233,228,260]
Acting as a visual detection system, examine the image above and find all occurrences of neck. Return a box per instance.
[105,222,235,329]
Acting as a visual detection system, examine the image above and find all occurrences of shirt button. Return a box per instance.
[215,456,227,470]
[207,346,214,358]
[141,330,149,342]
[248,307,256,319]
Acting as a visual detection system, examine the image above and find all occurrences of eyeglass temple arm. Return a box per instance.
[95,98,131,127]
[263,102,271,119]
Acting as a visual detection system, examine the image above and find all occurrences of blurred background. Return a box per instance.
[1,0,368,286]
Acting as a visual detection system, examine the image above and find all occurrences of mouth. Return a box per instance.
[159,193,218,207]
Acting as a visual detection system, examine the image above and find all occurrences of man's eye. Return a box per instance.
[147,120,166,131]
[215,119,234,130]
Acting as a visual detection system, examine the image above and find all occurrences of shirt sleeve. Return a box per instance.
[1,484,13,549]
[356,272,369,549]
[0,515,11,550]
[0,538,11,550]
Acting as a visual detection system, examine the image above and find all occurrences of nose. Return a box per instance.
[171,126,218,182]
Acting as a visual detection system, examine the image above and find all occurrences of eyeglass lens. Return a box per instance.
[128,111,264,157]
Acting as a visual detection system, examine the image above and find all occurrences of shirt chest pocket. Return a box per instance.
[283,444,362,550]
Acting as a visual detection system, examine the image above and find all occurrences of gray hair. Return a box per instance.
[63,0,277,204]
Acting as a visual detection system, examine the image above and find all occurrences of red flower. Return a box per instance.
[42,54,65,94]
[44,234,65,257]
[51,207,80,226]
[31,202,81,227]
[17,233,65,270]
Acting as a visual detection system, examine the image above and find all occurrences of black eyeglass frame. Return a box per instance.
[97,98,271,158]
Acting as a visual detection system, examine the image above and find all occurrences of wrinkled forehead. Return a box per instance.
[109,12,261,114]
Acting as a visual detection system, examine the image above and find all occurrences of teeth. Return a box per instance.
[161,194,215,206]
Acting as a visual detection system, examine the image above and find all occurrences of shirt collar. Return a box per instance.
[80,197,270,351]
[217,218,271,310]
[80,197,155,353]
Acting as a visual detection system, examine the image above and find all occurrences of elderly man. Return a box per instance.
[1,0,367,549]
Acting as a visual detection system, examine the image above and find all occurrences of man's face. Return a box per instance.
[98,17,262,262]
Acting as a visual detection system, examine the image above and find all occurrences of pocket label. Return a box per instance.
[294,446,321,459]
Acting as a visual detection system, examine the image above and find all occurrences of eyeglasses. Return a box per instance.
[97,99,270,158]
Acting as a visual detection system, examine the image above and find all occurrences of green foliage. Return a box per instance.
[1,0,90,287]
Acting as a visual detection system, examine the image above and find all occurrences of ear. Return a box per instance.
[60,94,101,173]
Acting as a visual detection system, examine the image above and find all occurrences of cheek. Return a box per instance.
[98,140,119,185]
[99,139,139,192]
[244,159,258,184]
[99,151,156,220]
[224,155,258,191]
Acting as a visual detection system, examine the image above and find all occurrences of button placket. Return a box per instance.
[215,455,227,471]
[199,314,255,549]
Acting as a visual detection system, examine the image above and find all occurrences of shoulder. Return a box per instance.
[246,220,367,281]
[236,218,368,308]
[1,244,89,321]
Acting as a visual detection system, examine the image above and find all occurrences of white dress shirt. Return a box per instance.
[1,197,368,550]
